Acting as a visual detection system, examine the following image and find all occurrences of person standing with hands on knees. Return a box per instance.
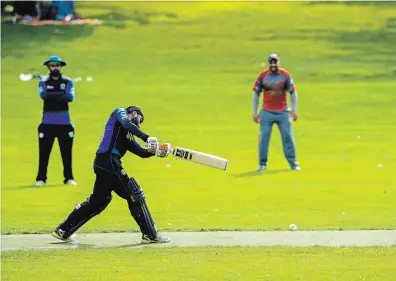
[35,56,77,186]
[252,53,301,172]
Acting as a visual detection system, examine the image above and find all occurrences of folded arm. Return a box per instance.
[39,80,75,102]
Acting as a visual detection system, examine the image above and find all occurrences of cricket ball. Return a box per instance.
[289,224,298,231]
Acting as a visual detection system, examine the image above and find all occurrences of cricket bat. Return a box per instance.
[170,146,228,171]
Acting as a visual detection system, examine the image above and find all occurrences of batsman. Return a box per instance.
[252,53,301,171]
[52,106,172,243]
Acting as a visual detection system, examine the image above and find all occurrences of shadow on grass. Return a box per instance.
[231,169,291,178]
[77,1,179,26]
[117,243,149,248]
[1,23,97,59]
[48,241,98,249]
[0,6,180,59]
[47,242,164,249]
[0,7,130,59]
[87,11,129,29]
[334,17,396,65]
[252,16,396,69]
[3,184,64,190]
[94,9,178,26]
[307,1,396,7]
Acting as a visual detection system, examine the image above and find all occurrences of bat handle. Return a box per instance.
[145,141,175,155]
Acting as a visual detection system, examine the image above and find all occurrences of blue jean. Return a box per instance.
[258,109,297,167]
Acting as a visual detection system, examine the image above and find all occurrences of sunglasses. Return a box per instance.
[49,64,61,67]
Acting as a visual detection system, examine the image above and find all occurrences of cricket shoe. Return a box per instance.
[36,180,46,186]
[65,179,77,185]
[51,228,77,243]
[141,234,171,244]
[256,165,266,172]
[292,165,301,171]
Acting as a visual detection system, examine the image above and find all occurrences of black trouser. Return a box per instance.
[93,154,139,200]
[56,153,158,239]
[36,123,75,183]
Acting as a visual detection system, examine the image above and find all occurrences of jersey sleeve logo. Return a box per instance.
[126,132,133,141]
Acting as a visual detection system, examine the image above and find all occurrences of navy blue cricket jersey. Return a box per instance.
[39,75,75,125]
[96,108,153,158]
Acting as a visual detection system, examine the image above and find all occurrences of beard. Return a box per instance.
[50,69,61,77]
[131,116,140,128]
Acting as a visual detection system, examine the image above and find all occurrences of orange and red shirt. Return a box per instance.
[252,68,296,111]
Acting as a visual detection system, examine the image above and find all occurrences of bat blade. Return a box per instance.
[171,146,228,170]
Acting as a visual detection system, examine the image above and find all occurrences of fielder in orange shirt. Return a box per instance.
[252,53,301,171]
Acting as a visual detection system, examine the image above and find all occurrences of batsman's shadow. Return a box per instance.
[48,242,159,249]
[117,243,151,248]
[49,242,101,249]
[231,169,291,178]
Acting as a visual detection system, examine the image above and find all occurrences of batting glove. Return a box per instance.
[146,137,159,153]
[156,143,171,158]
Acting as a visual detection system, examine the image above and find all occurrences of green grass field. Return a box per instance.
[2,246,396,281]
[2,1,396,234]
[1,1,396,280]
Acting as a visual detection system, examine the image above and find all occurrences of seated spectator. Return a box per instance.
[52,0,83,22]
[6,0,101,26]
[39,0,55,21]
[12,1,40,23]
